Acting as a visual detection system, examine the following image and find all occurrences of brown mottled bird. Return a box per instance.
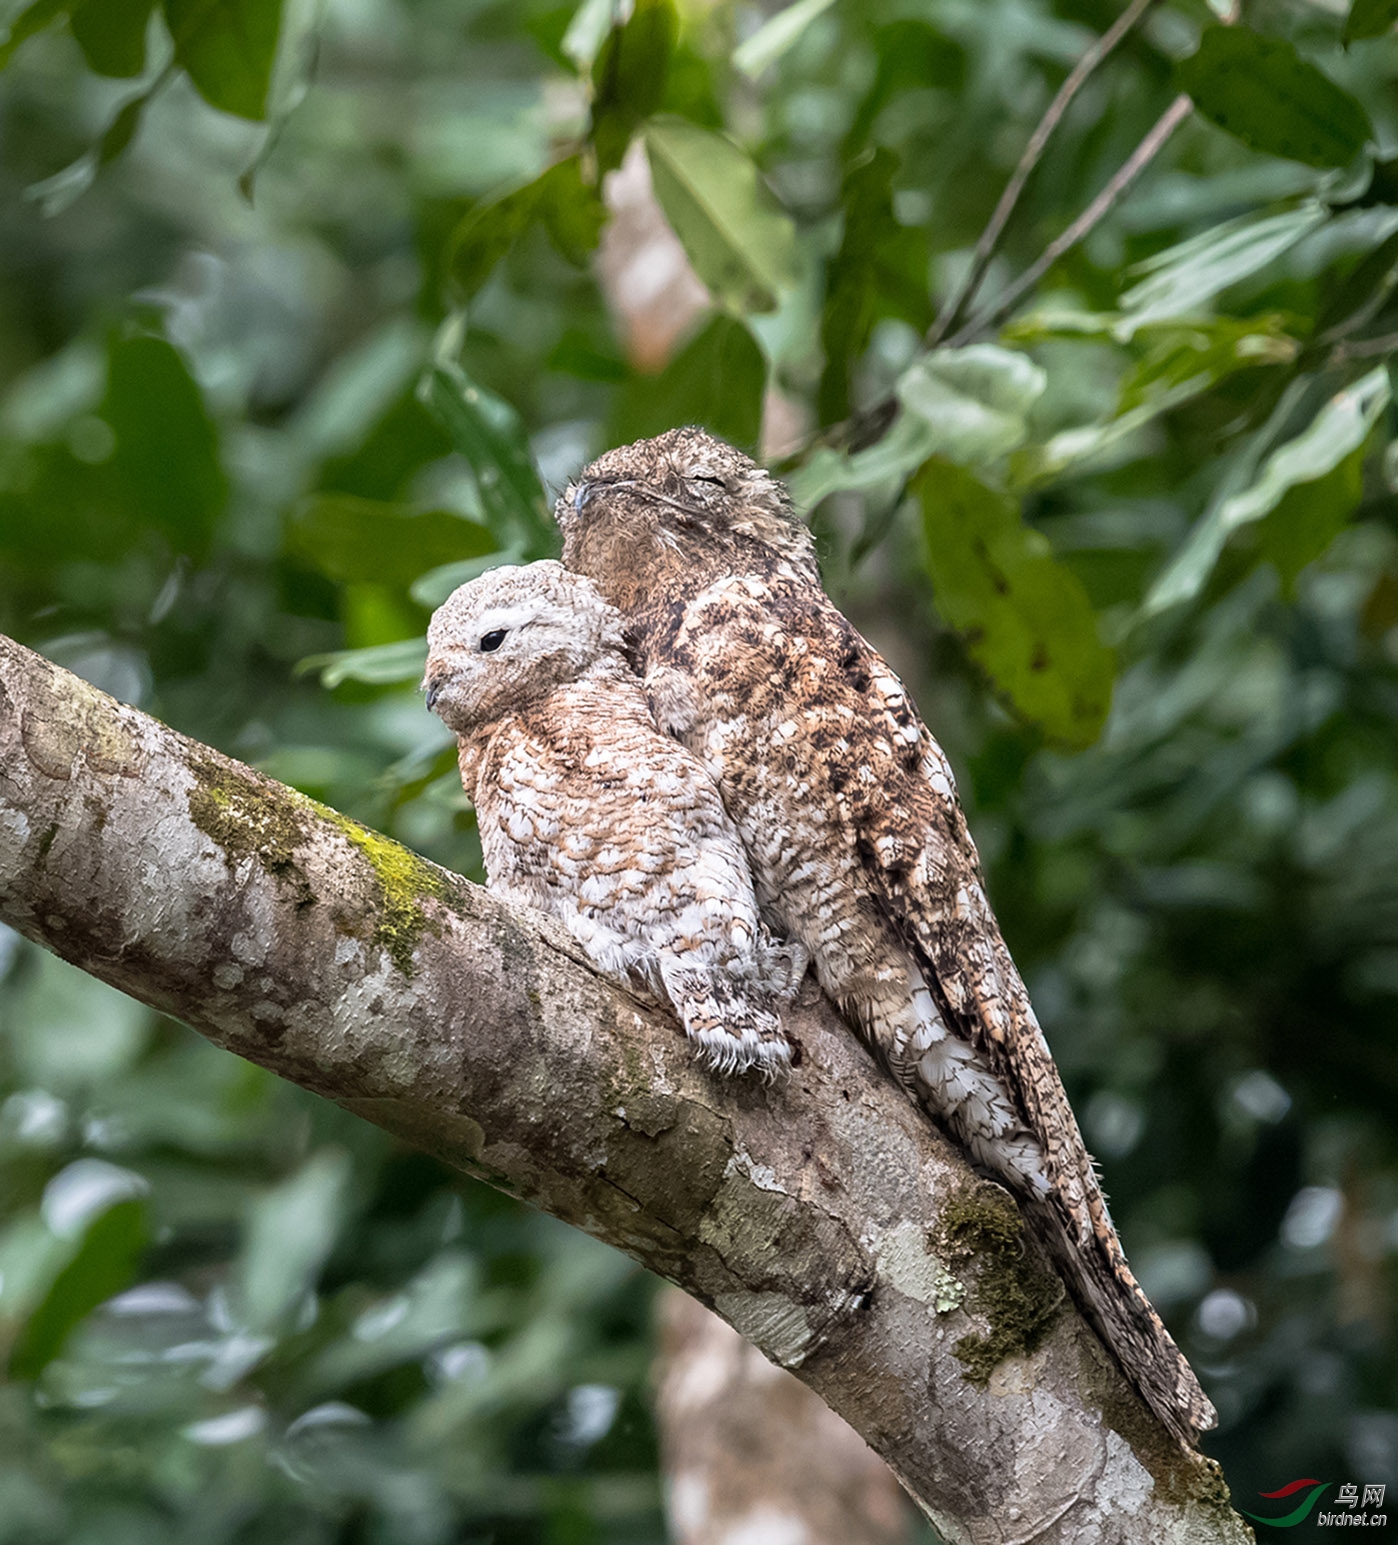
[423,560,803,1076]
[556,427,1217,1446]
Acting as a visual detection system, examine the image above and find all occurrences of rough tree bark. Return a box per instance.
[0,632,1251,1544]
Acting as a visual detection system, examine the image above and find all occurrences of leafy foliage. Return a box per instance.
[1,0,1397,1539]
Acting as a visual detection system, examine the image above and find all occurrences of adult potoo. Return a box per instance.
[556,429,1216,1445]
[424,560,802,1075]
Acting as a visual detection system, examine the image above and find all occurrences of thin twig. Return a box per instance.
[949,92,1194,346]
[1327,331,1398,367]
[929,0,1164,348]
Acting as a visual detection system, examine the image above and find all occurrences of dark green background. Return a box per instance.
[1,0,1396,1539]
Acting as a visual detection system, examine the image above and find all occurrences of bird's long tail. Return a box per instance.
[1019,1184,1218,1446]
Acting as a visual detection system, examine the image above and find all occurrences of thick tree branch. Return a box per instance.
[0,632,1249,1544]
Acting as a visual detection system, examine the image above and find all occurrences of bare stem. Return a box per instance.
[949,92,1194,346]
[930,0,1164,348]
[1327,331,1398,366]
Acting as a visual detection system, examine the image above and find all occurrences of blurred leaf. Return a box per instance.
[898,346,1045,462]
[789,415,932,509]
[69,0,155,77]
[1343,0,1398,43]
[913,458,1113,746]
[818,147,931,424]
[1255,436,1367,591]
[791,344,1044,508]
[611,313,765,449]
[307,1253,478,1390]
[288,497,497,590]
[733,0,836,78]
[1121,205,1328,324]
[644,116,799,314]
[561,0,614,71]
[0,0,67,69]
[161,0,283,121]
[418,356,555,558]
[10,1195,148,1380]
[1310,226,1398,342]
[103,332,227,552]
[410,549,525,609]
[448,157,605,301]
[1118,318,1298,411]
[298,638,429,688]
[1178,27,1374,169]
[1011,398,1185,486]
[97,78,162,166]
[589,0,675,177]
[235,1148,350,1333]
[1146,365,1390,612]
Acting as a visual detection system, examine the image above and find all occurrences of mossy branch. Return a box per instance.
[0,631,1250,1543]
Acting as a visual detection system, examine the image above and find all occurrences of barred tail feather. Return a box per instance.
[1020,1188,1218,1445]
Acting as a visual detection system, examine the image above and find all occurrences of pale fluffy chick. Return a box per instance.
[423,560,803,1075]
[558,429,1217,1447]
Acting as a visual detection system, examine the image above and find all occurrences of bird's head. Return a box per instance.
[555,428,817,607]
[422,560,625,734]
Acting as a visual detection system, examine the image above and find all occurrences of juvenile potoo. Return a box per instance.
[424,560,802,1074]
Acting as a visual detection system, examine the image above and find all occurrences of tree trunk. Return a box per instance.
[655,1288,912,1544]
[0,631,1252,1544]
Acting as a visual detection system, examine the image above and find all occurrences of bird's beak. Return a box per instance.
[423,673,443,712]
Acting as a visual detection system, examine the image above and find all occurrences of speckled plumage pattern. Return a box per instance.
[557,429,1217,1446]
[423,561,802,1075]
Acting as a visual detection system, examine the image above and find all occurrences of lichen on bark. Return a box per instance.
[939,1179,1063,1385]
[186,751,460,975]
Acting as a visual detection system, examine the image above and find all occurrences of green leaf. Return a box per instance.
[288,497,498,590]
[1121,205,1328,324]
[9,1161,150,1380]
[1310,226,1398,342]
[410,548,526,608]
[235,1149,350,1333]
[97,80,158,165]
[611,313,766,449]
[913,458,1113,747]
[1344,0,1398,43]
[1118,317,1298,412]
[161,0,284,120]
[561,0,614,70]
[298,638,429,688]
[898,346,1046,463]
[1145,365,1390,613]
[818,147,932,424]
[589,0,675,177]
[0,0,68,70]
[1177,27,1374,169]
[448,156,605,300]
[104,332,228,550]
[1255,436,1367,591]
[418,356,555,558]
[789,344,1044,509]
[644,117,799,314]
[69,0,155,77]
[733,0,837,78]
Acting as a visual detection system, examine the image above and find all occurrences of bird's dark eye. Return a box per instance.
[479,629,507,652]
[689,473,724,487]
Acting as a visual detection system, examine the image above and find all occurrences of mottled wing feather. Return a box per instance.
[650,571,1216,1441]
